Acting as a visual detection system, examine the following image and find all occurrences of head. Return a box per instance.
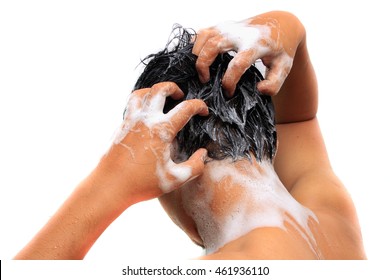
[133,25,277,248]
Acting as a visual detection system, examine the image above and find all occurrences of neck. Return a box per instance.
[180,156,319,255]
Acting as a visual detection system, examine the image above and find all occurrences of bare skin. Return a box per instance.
[168,10,365,259]
[14,11,366,260]
[160,118,365,259]
[14,82,209,260]
[191,119,366,259]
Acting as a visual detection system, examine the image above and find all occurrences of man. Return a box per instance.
[14,11,366,259]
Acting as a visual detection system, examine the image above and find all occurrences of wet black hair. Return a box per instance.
[133,25,277,161]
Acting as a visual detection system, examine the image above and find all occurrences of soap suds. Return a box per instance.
[180,158,320,256]
[113,89,194,193]
[155,148,193,193]
[216,20,270,53]
[114,92,172,145]
[215,19,293,92]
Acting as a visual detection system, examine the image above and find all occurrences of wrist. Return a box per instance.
[92,143,158,208]
[273,36,318,124]
[88,155,138,213]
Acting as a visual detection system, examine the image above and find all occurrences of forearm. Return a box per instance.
[272,35,318,123]
[14,166,129,260]
[13,82,208,259]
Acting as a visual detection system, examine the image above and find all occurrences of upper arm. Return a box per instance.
[274,117,330,190]
[274,118,358,221]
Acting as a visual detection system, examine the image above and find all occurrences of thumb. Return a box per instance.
[181,148,208,180]
[257,54,293,96]
[173,148,207,187]
[160,148,207,193]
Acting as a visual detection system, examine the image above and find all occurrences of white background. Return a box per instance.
[1,0,389,265]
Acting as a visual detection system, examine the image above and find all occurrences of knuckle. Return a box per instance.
[151,81,170,92]
[198,27,217,37]
[151,122,174,141]
[207,35,221,47]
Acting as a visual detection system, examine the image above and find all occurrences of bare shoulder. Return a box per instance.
[274,117,366,259]
[311,209,366,259]
[274,117,330,191]
[274,118,352,217]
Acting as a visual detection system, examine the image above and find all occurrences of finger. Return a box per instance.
[257,56,292,96]
[131,87,150,97]
[145,82,184,112]
[174,148,207,184]
[130,88,151,105]
[196,35,233,83]
[166,99,209,134]
[192,28,219,55]
[123,88,151,118]
[257,77,281,96]
[150,81,184,100]
[222,49,257,97]
[161,148,207,193]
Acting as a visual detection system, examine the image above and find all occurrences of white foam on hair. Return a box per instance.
[180,158,320,256]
